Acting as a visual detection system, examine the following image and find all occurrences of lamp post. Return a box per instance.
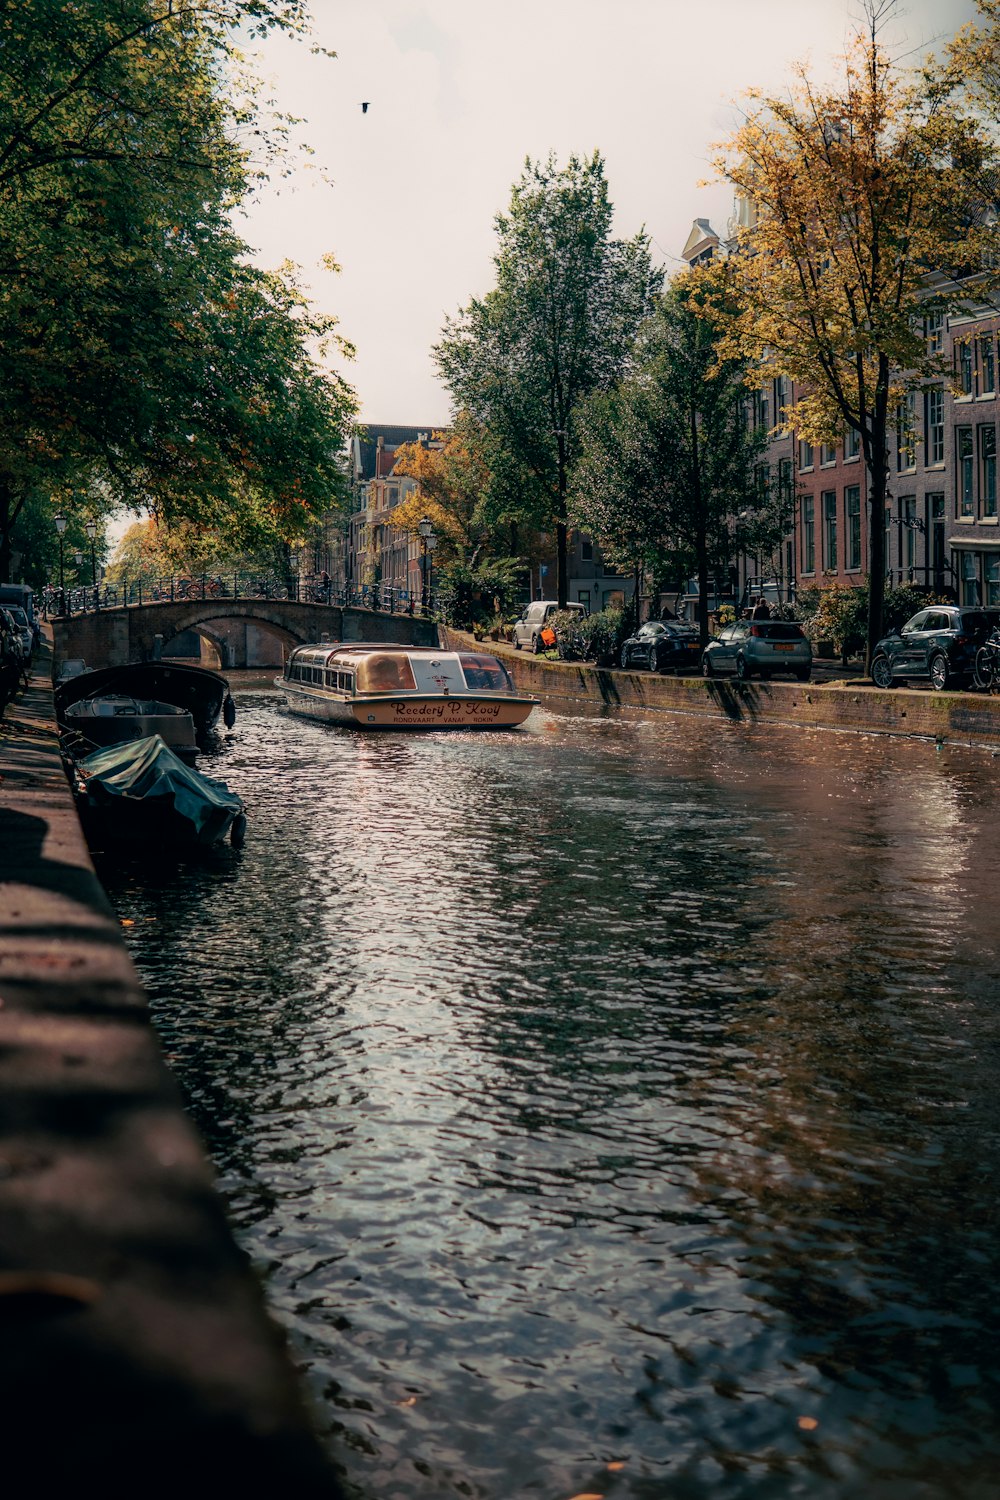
[418,517,433,613]
[85,518,98,588]
[53,512,67,610]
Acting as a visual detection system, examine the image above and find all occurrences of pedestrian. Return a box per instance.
[751,596,771,620]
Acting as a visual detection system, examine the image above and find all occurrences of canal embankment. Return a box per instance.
[440,628,1000,749]
[0,642,342,1494]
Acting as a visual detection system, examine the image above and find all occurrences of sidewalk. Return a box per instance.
[0,646,341,1494]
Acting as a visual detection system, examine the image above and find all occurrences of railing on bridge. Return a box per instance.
[43,573,439,621]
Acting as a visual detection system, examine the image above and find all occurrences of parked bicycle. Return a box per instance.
[973,627,1000,692]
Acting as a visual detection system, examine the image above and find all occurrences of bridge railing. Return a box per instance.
[43,574,439,620]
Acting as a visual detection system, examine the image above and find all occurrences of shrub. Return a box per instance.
[802,581,937,661]
[576,606,627,665]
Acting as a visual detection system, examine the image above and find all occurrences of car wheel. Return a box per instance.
[795,669,811,682]
[512,636,521,651]
[929,653,949,691]
[871,654,894,690]
[701,655,714,677]
[648,649,659,673]
[735,654,751,681]
[532,633,543,655]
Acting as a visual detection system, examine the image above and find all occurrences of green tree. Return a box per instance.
[714,2,999,667]
[0,1,357,582]
[435,151,662,608]
[573,266,771,646]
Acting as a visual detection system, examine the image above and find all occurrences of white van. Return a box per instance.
[0,584,35,630]
[511,600,586,654]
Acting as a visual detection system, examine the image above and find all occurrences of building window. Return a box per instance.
[896,393,917,471]
[775,375,790,419]
[802,496,815,573]
[962,551,981,605]
[846,486,862,570]
[980,425,997,517]
[980,335,996,395]
[844,425,861,461]
[580,537,593,561]
[957,339,974,397]
[800,439,814,470]
[823,491,838,571]
[958,427,975,515]
[986,556,1000,606]
[820,442,837,466]
[778,456,794,503]
[925,386,945,465]
[925,312,944,353]
[903,496,917,572]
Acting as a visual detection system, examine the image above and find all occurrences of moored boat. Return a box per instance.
[277,642,537,729]
[54,661,235,739]
[68,734,247,848]
[62,694,198,756]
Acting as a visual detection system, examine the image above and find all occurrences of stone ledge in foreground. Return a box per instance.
[0,647,342,1495]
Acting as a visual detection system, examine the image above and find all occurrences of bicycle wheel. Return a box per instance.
[974,646,998,692]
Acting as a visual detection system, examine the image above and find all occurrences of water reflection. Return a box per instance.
[96,698,1000,1499]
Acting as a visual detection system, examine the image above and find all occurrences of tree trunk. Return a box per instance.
[865,377,890,673]
[690,401,709,647]
[0,476,12,585]
[555,430,568,608]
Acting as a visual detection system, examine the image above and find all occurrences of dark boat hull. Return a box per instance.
[55,662,231,737]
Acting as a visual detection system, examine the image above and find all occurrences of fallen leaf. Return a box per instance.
[567,1494,604,1500]
[607,1462,626,1471]
[797,1416,819,1431]
[120,919,135,927]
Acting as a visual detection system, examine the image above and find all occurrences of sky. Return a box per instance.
[238,0,981,430]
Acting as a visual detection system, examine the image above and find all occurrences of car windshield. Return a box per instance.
[9,607,27,626]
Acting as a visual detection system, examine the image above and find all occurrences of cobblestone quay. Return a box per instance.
[0,645,342,1495]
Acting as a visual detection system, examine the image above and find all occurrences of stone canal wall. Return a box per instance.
[440,628,1000,749]
[0,646,342,1494]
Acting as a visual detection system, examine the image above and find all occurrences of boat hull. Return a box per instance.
[279,683,535,729]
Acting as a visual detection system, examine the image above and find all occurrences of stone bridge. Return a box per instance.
[52,598,437,671]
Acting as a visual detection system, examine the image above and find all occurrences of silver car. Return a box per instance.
[702,619,812,681]
[3,605,32,661]
[511,600,586,653]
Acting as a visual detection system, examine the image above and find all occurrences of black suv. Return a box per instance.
[870,606,1000,690]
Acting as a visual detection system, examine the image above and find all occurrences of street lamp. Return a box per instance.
[53,512,67,604]
[85,518,98,587]
[418,516,434,613]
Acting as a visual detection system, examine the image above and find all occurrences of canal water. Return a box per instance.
[94,691,1000,1500]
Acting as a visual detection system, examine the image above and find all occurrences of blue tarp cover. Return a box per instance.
[78,734,243,837]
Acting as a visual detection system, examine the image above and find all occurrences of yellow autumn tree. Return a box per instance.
[389,418,492,565]
[714,1,999,666]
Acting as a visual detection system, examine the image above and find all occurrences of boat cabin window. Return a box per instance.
[458,653,513,691]
[356,654,417,693]
[325,669,355,692]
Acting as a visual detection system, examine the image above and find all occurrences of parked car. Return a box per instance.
[701,619,812,681]
[870,605,1000,690]
[512,600,586,653]
[620,620,702,673]
[3,604,33,661]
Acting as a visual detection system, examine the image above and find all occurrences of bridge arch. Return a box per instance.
[53,598,436,671]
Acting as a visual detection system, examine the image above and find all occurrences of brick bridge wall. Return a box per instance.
[53,600,437,669]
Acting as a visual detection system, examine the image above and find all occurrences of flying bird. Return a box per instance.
[360,102,370,114]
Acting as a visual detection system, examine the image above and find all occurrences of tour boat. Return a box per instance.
[278,642,538,729]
